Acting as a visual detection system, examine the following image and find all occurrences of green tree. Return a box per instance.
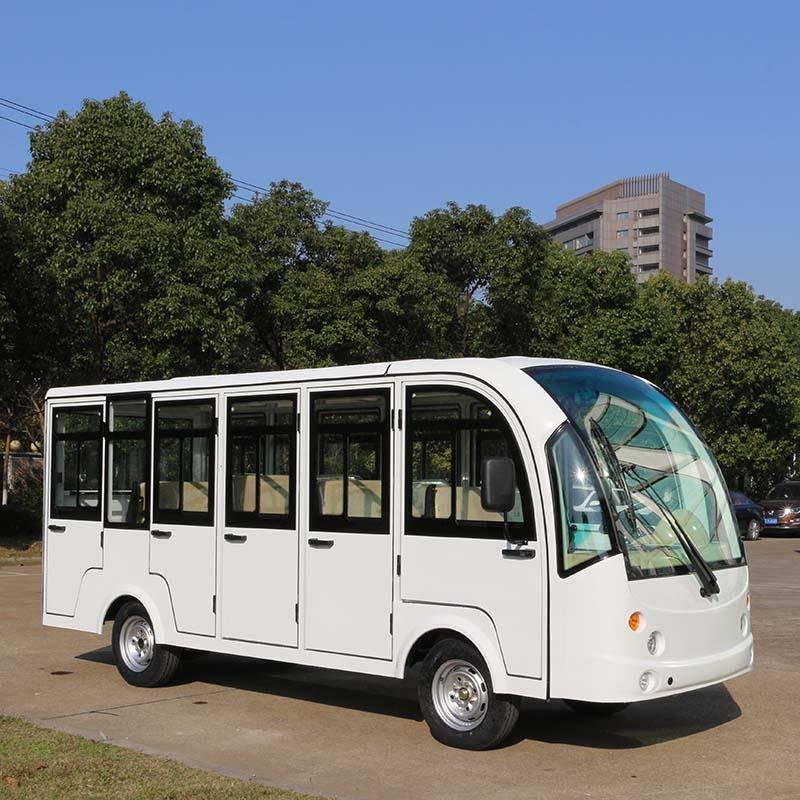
[2,92,250,387]
[230,182,452,369]
[653,278,799,494]
[408,203,552,357]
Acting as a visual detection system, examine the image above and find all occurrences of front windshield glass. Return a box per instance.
[766,483,800,501]
[530,365,744,579]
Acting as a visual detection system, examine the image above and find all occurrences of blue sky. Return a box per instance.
[1,3,798,306]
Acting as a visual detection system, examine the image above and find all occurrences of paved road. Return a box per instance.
[1,538,799,800]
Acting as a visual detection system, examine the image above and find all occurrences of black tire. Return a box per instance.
[746,519,761,541]
[181,648,208,661]
[564,699,629,716]
[111,600,181,688]
[418,637,520,750]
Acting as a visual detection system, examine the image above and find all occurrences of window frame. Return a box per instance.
[104,393,151,530]
[153,398,216,526]
[309,388,391,534]
[404,385,535,541]
[225,393,297,530]
[49,404,104,521]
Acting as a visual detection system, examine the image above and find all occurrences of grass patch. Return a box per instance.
[0,716,325,799]
[0,539,41,563]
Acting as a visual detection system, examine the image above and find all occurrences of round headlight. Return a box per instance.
[639,671,656,692]
[647,630,665,656]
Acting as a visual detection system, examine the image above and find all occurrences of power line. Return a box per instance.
[0,95,411,246]
[0,114,35,130]
[233,182,408,243]
[232,177,409,239]
[0,98,52,123]
[232,189,406,248]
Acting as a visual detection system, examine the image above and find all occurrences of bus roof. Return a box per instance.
[45,356,591,400]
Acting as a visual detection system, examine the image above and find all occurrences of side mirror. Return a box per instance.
[481,457,516,514]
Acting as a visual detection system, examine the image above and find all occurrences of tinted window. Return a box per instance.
[106,397,149,527]
[767,483,800,501]
[405,387,532,540]
[310,392,389,532]
[154,401,215,524]
[51,407,103,520]
[227,396,296,527]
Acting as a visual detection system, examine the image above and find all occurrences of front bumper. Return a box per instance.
[599,634,754,702]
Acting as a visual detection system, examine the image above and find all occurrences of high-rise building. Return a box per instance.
[543,173,713,283]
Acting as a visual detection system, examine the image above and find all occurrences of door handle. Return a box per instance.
[151,529,172,539]
[224,533,248,543]
[308,538,334,549]
[48,524,66,533]
[502,547,535,559]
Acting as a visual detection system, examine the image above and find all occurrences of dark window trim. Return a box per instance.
[153,398,216,526]
[547,422,621,578]
[104,393,151,530]
[309,388,391,534]
[50,405,104,521]
[404,385,535,541]
[225,393,297,529]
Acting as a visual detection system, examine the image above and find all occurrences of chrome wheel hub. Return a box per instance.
[120,615,154,673]
[432,659,489,731]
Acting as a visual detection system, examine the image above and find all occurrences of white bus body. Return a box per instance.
[42,357,752,749]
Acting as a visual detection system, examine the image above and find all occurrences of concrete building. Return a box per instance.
[543,173,713,283]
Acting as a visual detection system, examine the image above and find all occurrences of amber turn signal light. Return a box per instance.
[628,611,643,631]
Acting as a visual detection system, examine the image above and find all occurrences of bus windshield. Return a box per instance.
[528,365,744,580]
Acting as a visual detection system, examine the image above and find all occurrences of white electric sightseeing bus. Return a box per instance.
[42,357,752,749]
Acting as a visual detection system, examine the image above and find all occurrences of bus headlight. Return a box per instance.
[647,631,665,656]
[740,614,749,637]
[639,671,656,692]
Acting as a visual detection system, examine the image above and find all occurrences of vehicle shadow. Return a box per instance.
[512,683,741,748]
[77,645,741,749]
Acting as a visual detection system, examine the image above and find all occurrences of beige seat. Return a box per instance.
[318,478,344,516]
[426,484,520,523]
[231,474,290,515]
[183,481,209,512]
[316,477,382,518]
[260,474,290,514]
[348,479,382,518]
[157,481,208,513]
[456,486,503,522]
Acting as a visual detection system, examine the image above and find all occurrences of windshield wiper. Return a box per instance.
[588,420,637,533]
[625,464,720,598]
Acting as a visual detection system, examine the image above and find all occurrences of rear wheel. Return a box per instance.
[112,600,181,688]
[564,699,629,716]
[746,518,762,541]
[418,638,519,750]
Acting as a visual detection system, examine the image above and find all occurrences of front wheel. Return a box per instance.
[746,518,762,541]
[112,600,181,688]
[564,699,629,716]
[418,638,520,750]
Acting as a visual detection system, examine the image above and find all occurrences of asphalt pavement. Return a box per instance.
[1,537,798,799]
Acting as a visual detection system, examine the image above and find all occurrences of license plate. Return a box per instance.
[764,517,778,525]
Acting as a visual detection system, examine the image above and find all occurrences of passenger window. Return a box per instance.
[106,397,149,527]
[154,401,215,524]
[549,425,614,574]
[310,391,389,532]
[405,388,532,539]
[227,395,296,527]
[51,407,103,519]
